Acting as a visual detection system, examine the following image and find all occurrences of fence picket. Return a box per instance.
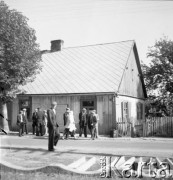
[116,117,173,138]
[144,117,173,137]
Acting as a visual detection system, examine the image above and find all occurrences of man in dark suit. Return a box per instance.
[17,110,24,137]
[88,108,94,137]
[47,101,60,151]
[22,108,28,134]
[79,108,88,138]
[36,108,44,136]
[32,108,38,135]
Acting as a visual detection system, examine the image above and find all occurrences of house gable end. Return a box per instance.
[118,43,147,99]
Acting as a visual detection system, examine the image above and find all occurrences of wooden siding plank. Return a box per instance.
[118,50,145,99]
[108,95,113,131]
[143,117,173,137]
[97,96,103,135]
[104,95,109,135]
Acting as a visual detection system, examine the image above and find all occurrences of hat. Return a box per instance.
[23,108,26,111]
[82,108,86,111]
[51,101,57,105]
[66,108,70,112]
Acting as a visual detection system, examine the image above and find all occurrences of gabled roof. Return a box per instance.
[21,40,136,94]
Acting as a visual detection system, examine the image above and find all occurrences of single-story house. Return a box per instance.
[8,39,147,136]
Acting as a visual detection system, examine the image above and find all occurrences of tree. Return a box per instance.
[0,1,42,131]
[142,36,173,116]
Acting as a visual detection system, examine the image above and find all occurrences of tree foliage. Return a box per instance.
[142,36,173,116]
[0,1,42,103]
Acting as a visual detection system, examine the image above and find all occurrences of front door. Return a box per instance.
[19,98,32,121]
[80,99,96,114]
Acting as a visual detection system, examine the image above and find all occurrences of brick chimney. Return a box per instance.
[50,40,64,52]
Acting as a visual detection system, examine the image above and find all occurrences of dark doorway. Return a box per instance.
[19,98,32,121]
[80,97,96,114]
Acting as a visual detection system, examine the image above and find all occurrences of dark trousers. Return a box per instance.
[88,126,92,137]
[91,126,96,140]
[70,130,76,137]
[79,126,87,137]
[48,126,60,151]
[22,123,28,134]
[18,122,24,136]
[63,128,70,139]
[32,123,37,135]
[36,123,43,136]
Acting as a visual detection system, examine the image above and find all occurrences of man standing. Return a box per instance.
[63,108,70,139]
[93,110,99,138]
[90,111,97,140]
[17,110,24,137]
[88,108,94,137]
[22,108,28,134]
[32,108,38,135]
[79,108,88,138]
[47,101,60,151]
[36,108,44,136]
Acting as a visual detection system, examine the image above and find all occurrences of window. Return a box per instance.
[82,101,94,107]
[121,101,130,121]
[21,100,29,107]
[80,98,96,114]
[19,98,31,120]
[137,102,143,120]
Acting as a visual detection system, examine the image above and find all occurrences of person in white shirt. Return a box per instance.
[93,110,99,138]
[17,110,24,137]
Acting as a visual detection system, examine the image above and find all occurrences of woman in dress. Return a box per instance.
[64,111,76,139]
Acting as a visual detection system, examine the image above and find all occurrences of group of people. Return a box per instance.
[17,101,99,151]
[17,108,48,137]
[32,108,48,136]
[79,108,99,140]
[62,107,99,140]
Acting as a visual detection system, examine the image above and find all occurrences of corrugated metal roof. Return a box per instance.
[21,40,134,94]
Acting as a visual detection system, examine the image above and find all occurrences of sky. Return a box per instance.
[3,0,173,64]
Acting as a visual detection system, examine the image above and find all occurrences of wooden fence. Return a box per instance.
[116,118,132,137]
[143,117,173,137]
[116,117,173,137]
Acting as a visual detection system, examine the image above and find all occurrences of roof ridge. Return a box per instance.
[43,40,135,53]
[64,39,135,49]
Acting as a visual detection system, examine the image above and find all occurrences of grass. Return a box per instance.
[0,171,109,180]
[1,169,173,180]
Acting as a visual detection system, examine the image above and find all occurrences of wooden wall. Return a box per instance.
[97,95,114,135]
[118,48,145,99]
[116,95,145,137]
[9,94,115,135]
